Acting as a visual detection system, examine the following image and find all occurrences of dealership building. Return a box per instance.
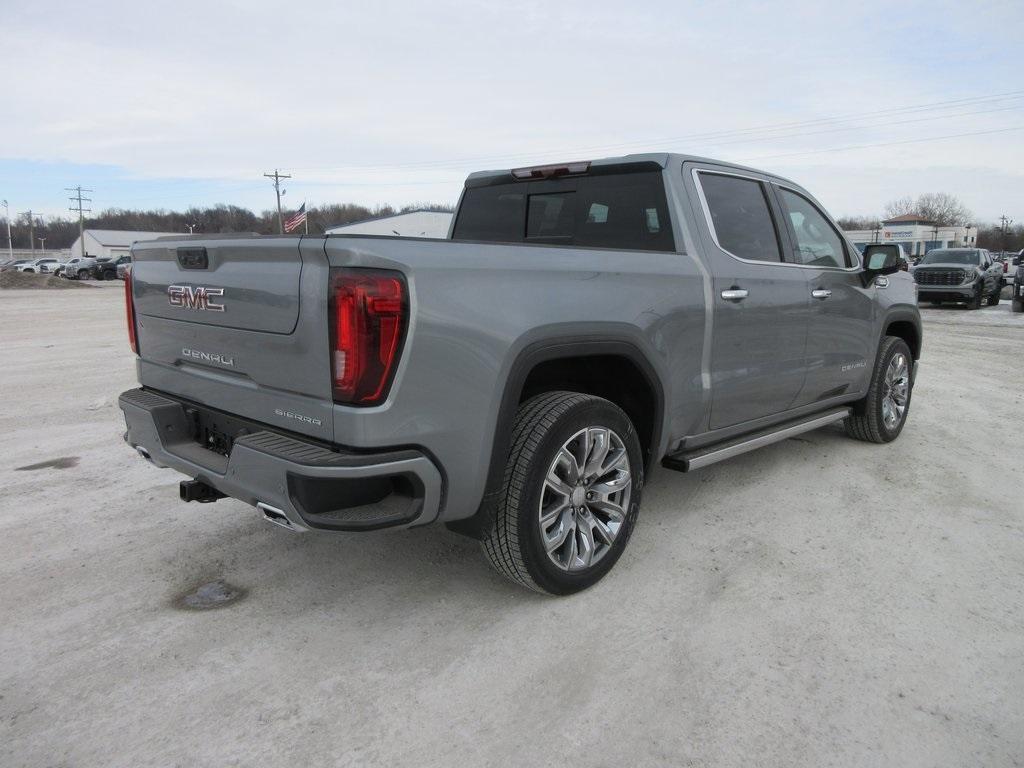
[69,229,186,260]
[843,214,976,257]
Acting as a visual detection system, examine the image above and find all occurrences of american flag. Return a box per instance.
[284,203,307,233]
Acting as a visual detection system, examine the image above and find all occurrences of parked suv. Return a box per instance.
[92,255,131,280]
[1012,258,1024,313]
[913,248,1002,308]
[61,256,100,279]
[119,153,922,594]
[16,257,62,274]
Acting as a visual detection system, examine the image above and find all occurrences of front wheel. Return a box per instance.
[987,285,1001,306]
[845,337,913,444]
[482,392,643,595]
[968,283,983,309]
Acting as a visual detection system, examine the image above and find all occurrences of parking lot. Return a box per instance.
[1,283,1022,767]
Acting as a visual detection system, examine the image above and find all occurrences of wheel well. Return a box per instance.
[885,320,920,359]
[519,354,658,468]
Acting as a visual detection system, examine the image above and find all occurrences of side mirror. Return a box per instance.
[864,250,902,276]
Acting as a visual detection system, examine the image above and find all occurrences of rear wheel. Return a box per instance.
[987,285,1000,306]
[845,336,913,444]
[1012,298,1023,313]
[482,392,643,595]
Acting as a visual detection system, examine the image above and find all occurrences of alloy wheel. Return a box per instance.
[538,426,632,572]
[881,352,909,430]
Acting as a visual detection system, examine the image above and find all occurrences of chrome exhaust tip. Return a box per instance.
[257,502,305,532]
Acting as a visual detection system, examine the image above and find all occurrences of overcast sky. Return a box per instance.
[1,0,1022,224]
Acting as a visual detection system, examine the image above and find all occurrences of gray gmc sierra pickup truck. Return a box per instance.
[119,153,922,594]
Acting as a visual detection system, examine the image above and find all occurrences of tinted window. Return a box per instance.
[527,192,575,240]
[452,171,674,252]
[778,189,848,268]
[699,173,782,262]
[452,186,526,242]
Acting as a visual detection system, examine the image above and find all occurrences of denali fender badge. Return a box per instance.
[168,284,226,312]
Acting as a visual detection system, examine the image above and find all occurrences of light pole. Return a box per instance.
[1,199,11,260]
[39,237,46,252]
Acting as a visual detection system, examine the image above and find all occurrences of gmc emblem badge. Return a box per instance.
[168,284,226,312]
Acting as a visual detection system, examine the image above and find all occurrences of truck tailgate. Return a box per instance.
[129,235,334,442]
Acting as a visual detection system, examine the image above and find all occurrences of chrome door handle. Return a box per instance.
[811,289,832,300]
[720,288,748,302]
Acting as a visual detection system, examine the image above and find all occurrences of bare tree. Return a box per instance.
[883,196,916,220]
[837,216,882,231]
[883,193,972,226]
[915,193,972,227]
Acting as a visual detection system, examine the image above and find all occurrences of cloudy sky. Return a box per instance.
[2,0,1022,224]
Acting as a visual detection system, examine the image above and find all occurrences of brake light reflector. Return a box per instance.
[330,270,407,405]
[124,267,139,355]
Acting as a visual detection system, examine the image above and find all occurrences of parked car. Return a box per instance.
[913,248,1002,308]
[116,257,133,280]
[0,259,31,272]
[92,255,131,280]
[15,257,63,274]
[119,152,921,594]
[1000,252,1021,287]
[864,243,910,271]
[1012,259,1024,313]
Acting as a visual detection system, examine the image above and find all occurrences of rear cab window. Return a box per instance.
[453,167,675,252]
[696,172,782,263]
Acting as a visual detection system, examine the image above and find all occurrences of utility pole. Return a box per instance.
[1,199,11,260]
[263,169,291,233]
[998,215,1012,254]
[66,186,92,256]
[21,210,36,253]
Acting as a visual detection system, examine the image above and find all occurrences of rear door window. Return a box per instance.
[453,170,674,252]
[697,172,782,262]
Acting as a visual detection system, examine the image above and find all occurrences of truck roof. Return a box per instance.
[464,152,797,187]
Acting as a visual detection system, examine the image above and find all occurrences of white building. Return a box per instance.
[70,229,186,259]
[843,215,976,257]
[326,210,453,239]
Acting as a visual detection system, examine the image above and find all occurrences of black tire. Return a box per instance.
[1012,298,1023,313]
[77,269,89,280]
[968,283,983,309]
[24,268,35,273]
[845,336,913,444]
[987,285,1000,306]
[482,391,644,595]
[95,271,106,281]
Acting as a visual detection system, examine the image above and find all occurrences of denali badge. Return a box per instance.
[168,284,225,312]
[182,347,235,367]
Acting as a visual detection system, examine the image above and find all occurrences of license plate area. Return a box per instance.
[185,406,258,457]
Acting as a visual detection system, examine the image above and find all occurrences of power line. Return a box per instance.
[285,89,1024,175]
[738,124,1024,162]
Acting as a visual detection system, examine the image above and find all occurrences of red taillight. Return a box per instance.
[124,267,139,355]
[330,270,407,405]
